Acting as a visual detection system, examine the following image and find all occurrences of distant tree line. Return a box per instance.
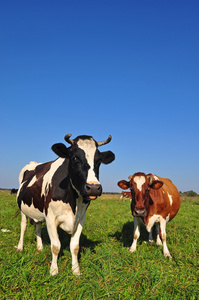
[179,190,198,197]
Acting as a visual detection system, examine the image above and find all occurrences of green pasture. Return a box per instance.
[0,190,198,299]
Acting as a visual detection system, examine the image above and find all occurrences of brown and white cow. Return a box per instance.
[117,172,180,258]
[17,134,115,275]
[120,191,132,201]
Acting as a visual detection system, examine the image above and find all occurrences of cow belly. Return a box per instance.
[21,202,45,222]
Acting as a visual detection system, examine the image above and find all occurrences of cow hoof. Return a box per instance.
[164,252,172,258]
[50,267,58,276]
[129,247,136,253]
[37,246,43,251]
[17,248,23,252]
[156,241,163,246]
[74,272,82,276]
[72,269,82,276]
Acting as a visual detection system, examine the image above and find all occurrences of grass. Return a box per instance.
[0,190,198,299]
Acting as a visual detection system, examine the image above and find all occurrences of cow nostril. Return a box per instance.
[85,184,91,191]
[97,185,101,191]
[135,210,145,216]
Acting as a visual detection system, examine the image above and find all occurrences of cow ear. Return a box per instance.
[100,151,115,164]
[51,143,69,158]
[117,180,130,190]
[150,180,163,190]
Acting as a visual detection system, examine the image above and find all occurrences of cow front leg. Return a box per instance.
[70,217,85,275]
[17,212,27,251]
[130,217,141,253]
[46,220,61,276]
[35,222,43,251]
[159,218,172,258]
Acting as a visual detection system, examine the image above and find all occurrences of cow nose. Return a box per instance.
[84,183,102,196]
[134,210,146,217]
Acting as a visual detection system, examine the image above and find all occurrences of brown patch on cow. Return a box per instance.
[52,245,59,256]
[73,246,79,256]
[162,233,166,242]
[134,233,138,240]
[45,187,52,216]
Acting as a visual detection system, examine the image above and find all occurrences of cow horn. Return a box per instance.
[148,175,153,186]
[64,133,74,145]
[128,175,132,180]
[97,135,112,146]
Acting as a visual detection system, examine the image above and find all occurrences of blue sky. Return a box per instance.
[1,0,199,193]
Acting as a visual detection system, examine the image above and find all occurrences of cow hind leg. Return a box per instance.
[148,228,153,243]
[159,218,172,258]
[17,212,27,251]
[155,223,163,246]
[130,217,141,253]
[35,222,43,251]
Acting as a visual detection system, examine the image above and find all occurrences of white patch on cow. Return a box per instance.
[168,193,173,205]
[166,214,170,223]
[77,139,99,184]
[50,202,74,233]
[19,161,40,184]
[146,214,161,232]
[27,176,37,187]
[153,175,159,181]
[41,158,65,197]
[21,202,45,222]
[17,181,26,197]
[133,176,146,191]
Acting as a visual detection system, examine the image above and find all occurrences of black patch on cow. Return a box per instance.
[23,170,35,182]
[50,159,78,215]
[83,197,91,204]
[17,162,52,212]
[68,147,90,195]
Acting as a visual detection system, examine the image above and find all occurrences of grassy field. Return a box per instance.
[0,190,198,299]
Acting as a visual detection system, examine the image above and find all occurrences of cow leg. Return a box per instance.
[159,218,172,258]
[35,222,43,251]
[46,220,60,276]
[148,228,153,243]
[129,217,141,253]
[70,216,85,275]
[17,211,27,251]
[155,223,162,246]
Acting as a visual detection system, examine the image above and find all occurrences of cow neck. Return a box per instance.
[69,178,90,206]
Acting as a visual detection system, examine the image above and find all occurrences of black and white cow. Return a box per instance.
[11,188,18,194]
[17,134,115,275]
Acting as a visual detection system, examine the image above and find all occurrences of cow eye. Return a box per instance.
[73,156,81,163]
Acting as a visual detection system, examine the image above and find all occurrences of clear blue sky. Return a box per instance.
[1,0,199,193]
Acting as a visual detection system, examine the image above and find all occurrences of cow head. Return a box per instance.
[118,172,163,217]
[52,134,115,201]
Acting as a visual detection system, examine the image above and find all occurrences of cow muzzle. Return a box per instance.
[84,182,102,200]
[133,209,146,217]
